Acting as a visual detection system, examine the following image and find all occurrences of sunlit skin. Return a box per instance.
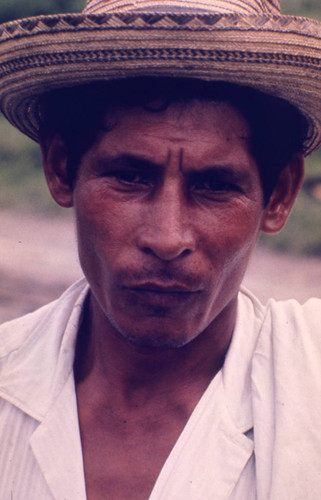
[41,98,304,499]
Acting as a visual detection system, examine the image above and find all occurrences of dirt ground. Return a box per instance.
[1,209,320,324]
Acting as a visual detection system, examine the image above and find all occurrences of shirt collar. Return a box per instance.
[0,279,89,421]
[222,286,266,433]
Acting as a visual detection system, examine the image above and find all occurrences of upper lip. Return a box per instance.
[124,282,200,293]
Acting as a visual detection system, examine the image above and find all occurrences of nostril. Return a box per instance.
[142,246,192,259]
[181,248,193,258]
[141,246,155,256]
[138,232,195,261]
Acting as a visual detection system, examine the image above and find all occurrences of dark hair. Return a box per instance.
[39,77,308,204]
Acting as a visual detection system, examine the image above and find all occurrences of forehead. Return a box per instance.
[105,98,249,133]
[94,99,252,165]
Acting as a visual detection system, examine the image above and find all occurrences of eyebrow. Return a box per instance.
[97,153,253,184]
[189,166,252,184]
[97,154,163,172]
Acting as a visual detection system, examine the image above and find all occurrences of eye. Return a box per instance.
[108,169,154,187]
[114,170,145,184]
[190,173,242,198]
[194,179,236,192]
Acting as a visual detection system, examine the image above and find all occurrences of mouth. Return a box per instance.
[130,282,198,292]
[123,282,201,307]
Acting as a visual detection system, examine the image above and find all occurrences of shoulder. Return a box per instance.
[238,288,321,369]
[239,287,320,340]
[0,279,89,418]
[0,279,88,360]
[249,296,321,497]
[249,294,321,386]
[266,296,321,346]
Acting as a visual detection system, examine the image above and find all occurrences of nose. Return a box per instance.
[137,182,195,261]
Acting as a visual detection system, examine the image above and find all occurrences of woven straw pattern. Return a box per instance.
[83,0,281,15]
[1,13,321,41]
[2,45,321,81]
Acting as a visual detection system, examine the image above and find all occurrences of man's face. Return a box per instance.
[72,99,265,348]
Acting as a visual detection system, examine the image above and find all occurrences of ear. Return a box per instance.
[40,133,74,208]
[261,154,304,234]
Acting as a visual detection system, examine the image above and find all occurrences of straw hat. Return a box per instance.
[0,0,321,154]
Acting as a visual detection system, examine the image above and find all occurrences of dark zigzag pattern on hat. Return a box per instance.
[1,13,321,41]
[1,48,321,78]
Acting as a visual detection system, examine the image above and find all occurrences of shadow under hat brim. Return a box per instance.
[1,11,321,155]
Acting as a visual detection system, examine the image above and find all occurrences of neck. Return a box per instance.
[74,292,237,410]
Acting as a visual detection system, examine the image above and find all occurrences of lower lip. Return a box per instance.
[124,288,198,308]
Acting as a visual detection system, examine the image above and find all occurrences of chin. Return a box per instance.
[125,332,189,350]
[112,319,192,350]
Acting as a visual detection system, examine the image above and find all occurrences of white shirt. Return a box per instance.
[0,279,320,499]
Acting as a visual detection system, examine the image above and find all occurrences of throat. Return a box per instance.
[77,385,195,500]
[75,358,215,500]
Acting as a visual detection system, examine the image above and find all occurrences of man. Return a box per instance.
[0,0,320,498]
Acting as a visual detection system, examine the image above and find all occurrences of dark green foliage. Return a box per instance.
[0,0,85,23]
[281,0,321,19]
[0,116,63,213]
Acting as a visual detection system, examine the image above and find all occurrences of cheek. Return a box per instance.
[73,185,141,275]
[201,201,263,252]
[197,203,264,293]
[199,207,262,307]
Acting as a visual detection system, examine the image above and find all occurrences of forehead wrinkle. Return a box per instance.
[166,148,171,165]
[179,147,184,172]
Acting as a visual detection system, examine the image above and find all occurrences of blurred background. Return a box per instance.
[0,0,320,322]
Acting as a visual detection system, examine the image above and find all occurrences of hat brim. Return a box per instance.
[1,12,321,154]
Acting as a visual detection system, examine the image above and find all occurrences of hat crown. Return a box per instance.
[83,0,281,15]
